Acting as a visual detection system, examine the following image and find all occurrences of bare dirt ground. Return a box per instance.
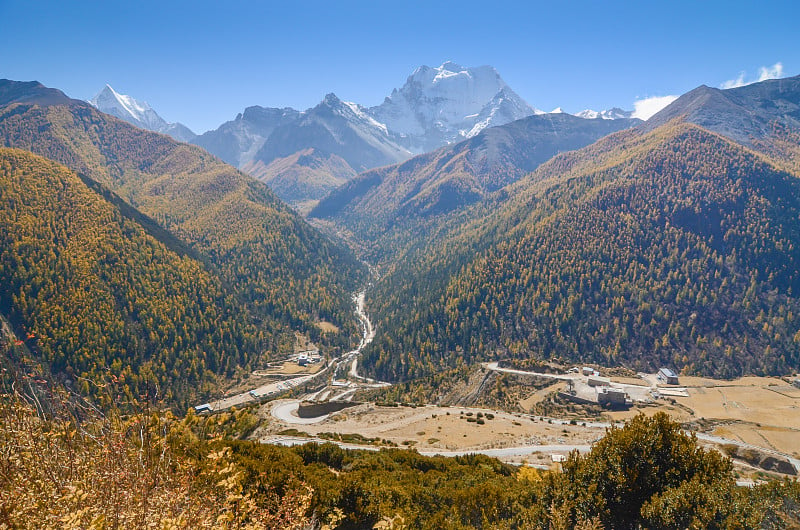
[519,381,565,411]
[260,401,605,453]
[603,376,800,460]
[714,424,800,457]
[253,368,799,474]
[315,321,339,333]
[223,360,325,397]
[603,403,693,423]
[609,376,648,386]
[256,362,324,377]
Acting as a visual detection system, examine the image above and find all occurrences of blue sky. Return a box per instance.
[1,0,798,133]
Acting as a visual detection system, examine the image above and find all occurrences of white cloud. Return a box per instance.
[632,95,679,121]
[758,62,783,81]
[721,62,784,89]
[721,72,747,89]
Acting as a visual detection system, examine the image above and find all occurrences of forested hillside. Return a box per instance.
[311,112,639,263]
[0,148,273,407]
[0,82,367,348]
[362,124,800,381]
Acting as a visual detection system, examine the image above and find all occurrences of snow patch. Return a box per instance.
[343,100,389,134]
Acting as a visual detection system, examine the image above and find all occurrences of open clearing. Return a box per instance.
[261,401,604,455]
[603,375,800,459]
[678,383,799,429]
[713,424,800,457]
[253,369,799,472]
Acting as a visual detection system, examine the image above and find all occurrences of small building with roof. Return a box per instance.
[657,367,679,385]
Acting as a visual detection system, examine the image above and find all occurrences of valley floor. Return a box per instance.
[252,366,800,478]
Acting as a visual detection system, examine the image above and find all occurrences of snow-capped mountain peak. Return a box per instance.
[89,85,195,142]
[575,107,634,120]
[368,62,538,153]
[90,85,164,130]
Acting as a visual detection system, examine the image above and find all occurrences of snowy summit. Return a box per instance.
[369,62,539,153]
[89,85,196,142]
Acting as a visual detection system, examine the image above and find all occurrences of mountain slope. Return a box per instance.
[0,147,269,407]
[0,80,366,351]
[646,74,800,147]
[0,79,79,107]
[252,93,411,173]
[311,112,640,262]
[242,148,356,213]
[369,61,538,153]
[90,85,196,142]
[361,123,800,381]
[191,105,302,167]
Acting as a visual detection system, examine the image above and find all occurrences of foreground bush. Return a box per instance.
[0,390,311,529]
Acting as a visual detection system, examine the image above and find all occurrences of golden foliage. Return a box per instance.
[364,124,800,381]
[0,389,312,529]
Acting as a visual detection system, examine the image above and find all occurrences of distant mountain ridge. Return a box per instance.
[0,79,81,107]
[253,93,411,172]
[575,107,633,120]
[192,105,302,167]
[90,85,196,142]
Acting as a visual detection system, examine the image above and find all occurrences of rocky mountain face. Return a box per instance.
[369,61,539,153]
[84,66,638,213]
[645,74,800,145]
[253,93,411,173]
[194,62,547,209]
[575,107,633,120]
[191,105,301,167]
[89,85,196,142]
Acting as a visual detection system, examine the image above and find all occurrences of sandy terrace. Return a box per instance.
[677,376,789,388]
[675,383,800,429]
[263,402,605,452]
[610,376,649,386]
[713,424,800,457]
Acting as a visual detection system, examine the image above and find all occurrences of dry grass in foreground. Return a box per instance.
[0,387,311,529]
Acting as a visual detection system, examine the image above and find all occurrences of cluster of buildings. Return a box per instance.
[560,366,680,408]
[296,350,322,366]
